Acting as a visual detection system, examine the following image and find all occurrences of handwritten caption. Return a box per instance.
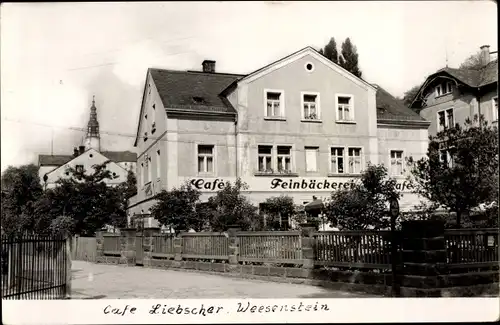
[103,301,330,317]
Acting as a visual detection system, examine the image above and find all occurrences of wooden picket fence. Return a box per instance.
[238,231,302,264]
[314,230,392,269]
[71,236,97,262]
[444,228,499,269]
[182,233,229,260]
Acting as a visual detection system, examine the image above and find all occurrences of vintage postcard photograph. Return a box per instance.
[1,1,498,323]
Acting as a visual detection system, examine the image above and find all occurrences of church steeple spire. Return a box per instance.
[84,95,101,151]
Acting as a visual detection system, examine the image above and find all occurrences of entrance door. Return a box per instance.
[135,235,144,266]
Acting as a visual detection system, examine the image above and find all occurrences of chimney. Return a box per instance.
[79,145,85,154]
[202,60,216,73]
[73,147,79,157]
[480,45,490,66]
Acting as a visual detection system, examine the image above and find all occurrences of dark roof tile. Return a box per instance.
[149,69,243,114]
[101,151,137,162]
[373,85,426,122]
[38,155,72,166]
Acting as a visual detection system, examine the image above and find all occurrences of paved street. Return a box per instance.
[71,261,372,299]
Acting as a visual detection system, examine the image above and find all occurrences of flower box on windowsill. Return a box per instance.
[327,173,361,178]
[301,118,322,123]
[335,120,356,125]
[264,117,287,121]
[254,171,299,177]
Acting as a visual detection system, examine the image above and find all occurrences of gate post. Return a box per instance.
[227,225,241,266]
[119,228,137,266]
[400,220,447,297]
[95,229,106,262]
[173,231,184,262]
[143,227,161,267]
[300,223,317,277]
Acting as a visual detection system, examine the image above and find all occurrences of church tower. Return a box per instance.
[84,96,101,151]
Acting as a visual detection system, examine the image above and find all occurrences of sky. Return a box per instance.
[1,1,498,172]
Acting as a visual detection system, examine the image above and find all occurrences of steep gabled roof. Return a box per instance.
[373,84,429,124]
[150,68,243,113]
[101,151,137,163]
[410,59,498,108]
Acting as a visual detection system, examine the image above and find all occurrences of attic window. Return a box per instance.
[305,62,314,72]
[152,103,155,110]
[192,96,206,104]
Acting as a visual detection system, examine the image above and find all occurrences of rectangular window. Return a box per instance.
[390,150,404,176]
[493,97,498,121]
[436,82,453,96]
[446,82,453,94]
[305,147,319,172]
[75,165,84,173]
[258,145,273,172]
[438,108,454,131]
[265,91,283,118]
[156,150,161,179]
[197,145,214,174]
[277,146,292,173]
[337,95,353,121]
[348,148,362,174]
[303,94,319,120]
[330,147,344,174]
[436,85,442,97]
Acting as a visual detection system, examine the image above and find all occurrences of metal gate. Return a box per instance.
[135,234,144,266]
[1,235,70,299]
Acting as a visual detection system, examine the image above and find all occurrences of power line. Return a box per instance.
[2,117,427,156]
[66,50,195,72]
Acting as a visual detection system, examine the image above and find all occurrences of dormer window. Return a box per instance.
[151,122,156,134]
[193,96,206,104]
[144,132,148,142]
[436,81,453,97]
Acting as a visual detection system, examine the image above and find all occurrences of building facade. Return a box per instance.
[38,98,137,189]
[128,47,430,227]
[410,45,498,136]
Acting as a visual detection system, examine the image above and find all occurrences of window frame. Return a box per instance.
[304,146,319,173]
[492,96,498,121]
[389,149,405,177]
[335,94,355,123]
[436,107,455,132]
[329,146,346,174]
[347,147,363,174]
[263,89,285,119]
[436,81,453,97]
[276,145,293,173]
[196,144,216,176]
[257,144,274,173]
[301,91,321,121]
[439,149,454,168]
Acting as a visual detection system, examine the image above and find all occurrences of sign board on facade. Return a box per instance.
[183,177,414,193]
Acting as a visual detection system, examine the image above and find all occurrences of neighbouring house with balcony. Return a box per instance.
[127,46,431,228]
[38,98,137,189]
[410,45,498,136]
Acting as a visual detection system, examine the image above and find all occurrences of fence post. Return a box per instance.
[300,223,317,276]
[400,220,446,297]
[65,237,72,299]
[174,231,184,262]
[227,225,241,266]
[143,227,161,267]
[119,228,137,265]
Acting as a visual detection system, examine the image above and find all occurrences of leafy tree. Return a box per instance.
[319,37,339,64]
[206,178,259,231]
[338,38,362,78]
[324,164,399,230]
[50,215,76,237]
[114,170,138,229]
[260,195,297,230]
[408,115,498,228]
[150,182,201,234]
[459,51,483,70]
[401,83,423,108]
[41,162,127,236]
[1,164,43,236]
